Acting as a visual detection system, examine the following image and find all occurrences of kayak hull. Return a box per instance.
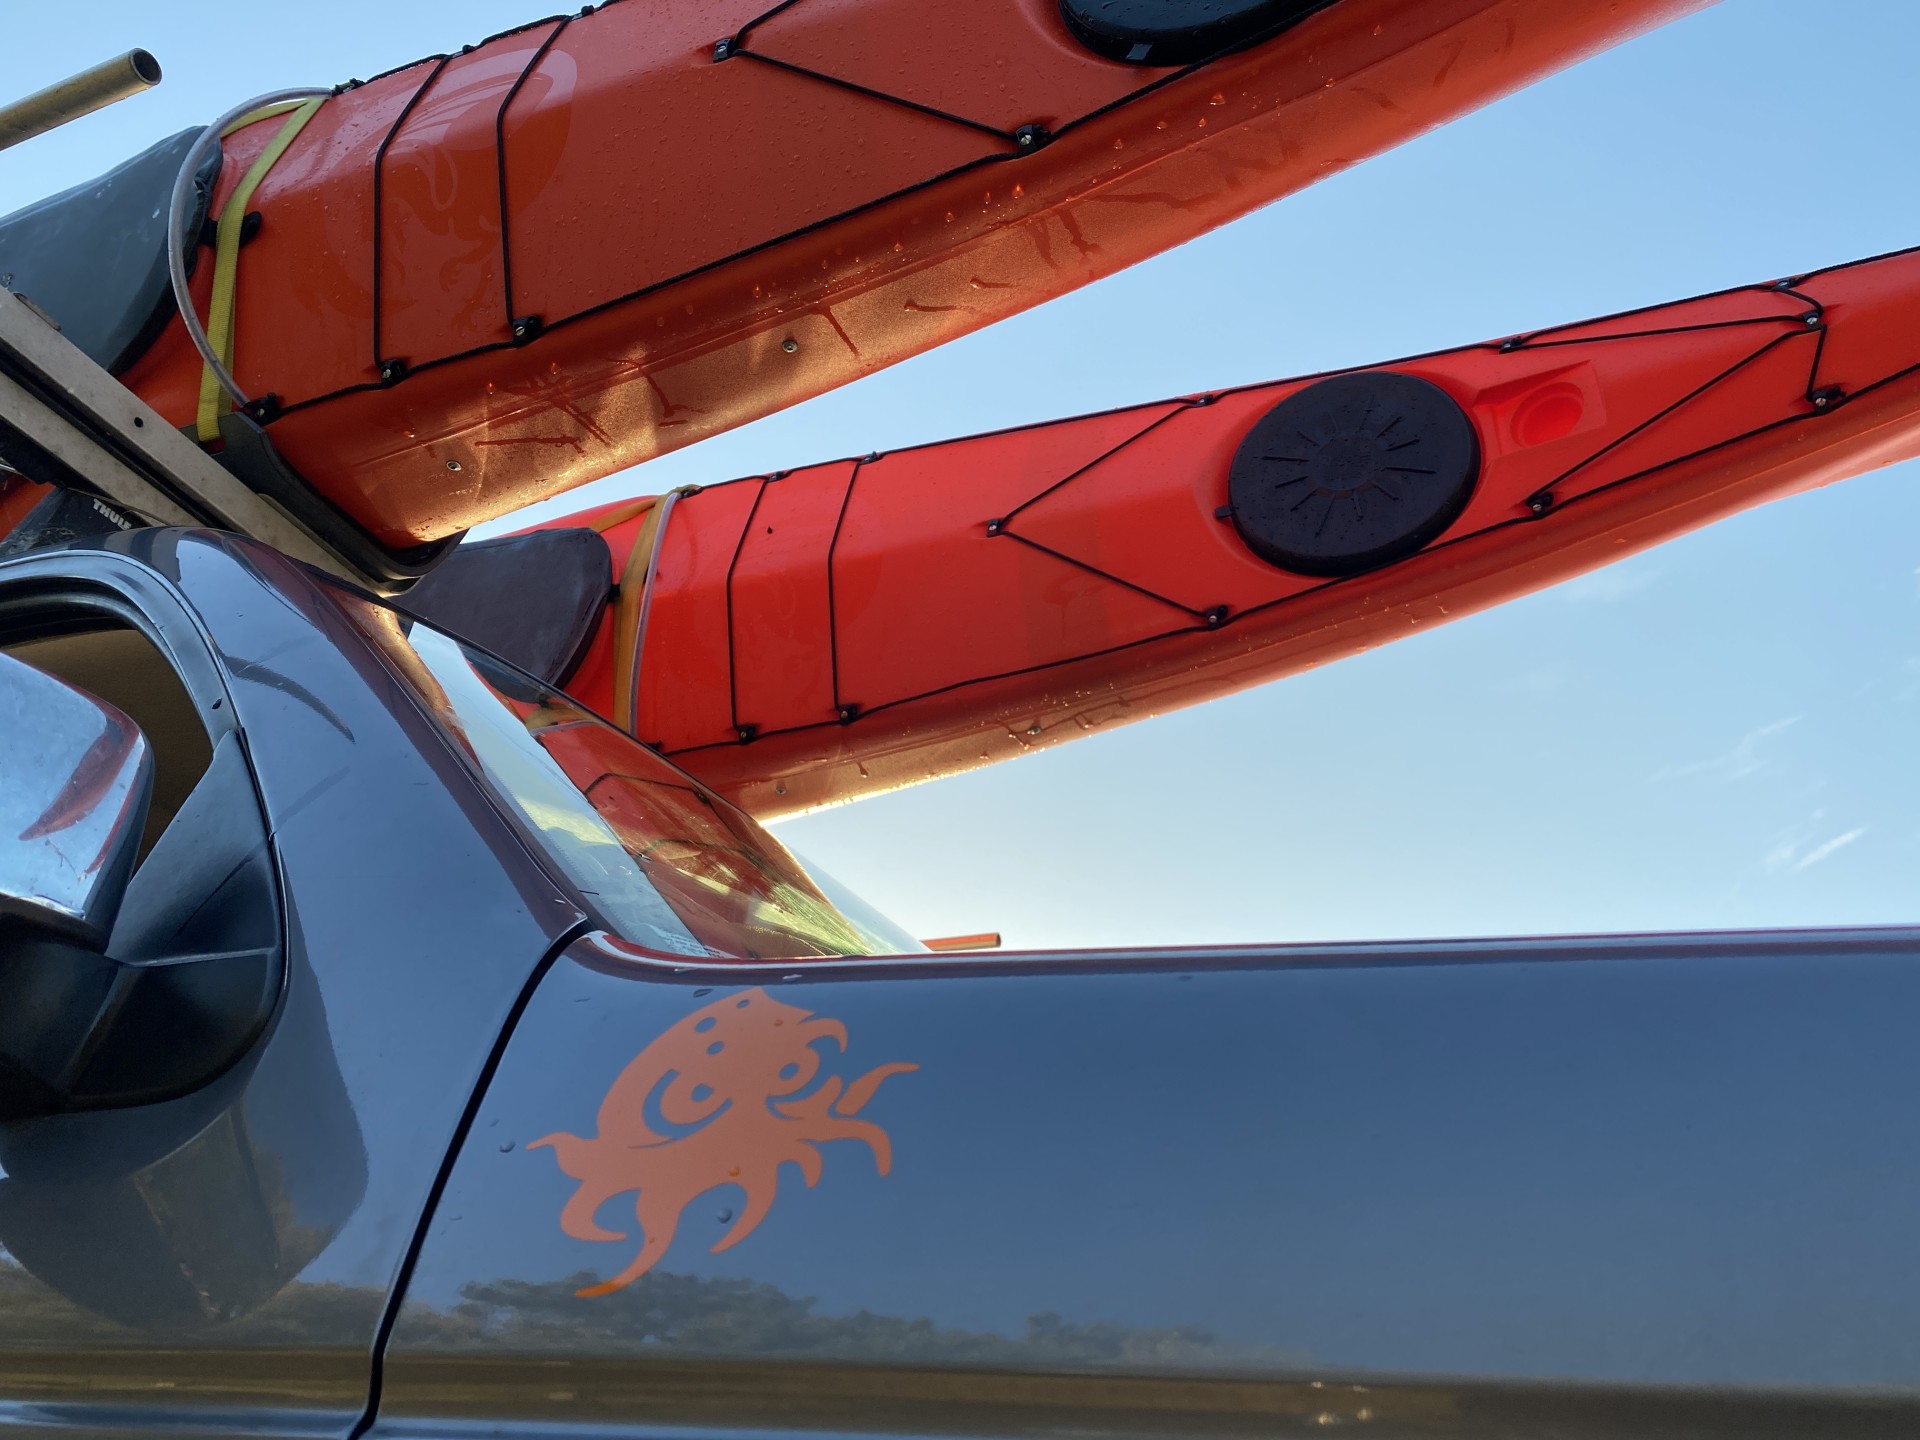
[535,245,1920,817]
[110,0,1703,547]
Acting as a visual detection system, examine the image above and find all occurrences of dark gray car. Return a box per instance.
[1,530,1916,1440]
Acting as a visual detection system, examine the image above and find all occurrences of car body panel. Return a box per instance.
[380,928,1920,1438]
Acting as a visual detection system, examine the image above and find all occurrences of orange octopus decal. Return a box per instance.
[530,987,917,1297]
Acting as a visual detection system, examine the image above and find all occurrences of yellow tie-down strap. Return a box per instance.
[575,487,699,733]
[195,97,326,443]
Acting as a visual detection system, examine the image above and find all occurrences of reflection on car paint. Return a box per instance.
[531,987,917,1296]
[345,606,890,959]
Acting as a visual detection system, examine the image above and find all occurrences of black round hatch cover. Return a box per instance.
[1226,371,1480,578]
[1059,0,1334,66]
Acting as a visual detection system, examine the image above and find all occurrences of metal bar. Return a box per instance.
[0,288,366,586]
[0,50,161,153]
[0,370,194,528]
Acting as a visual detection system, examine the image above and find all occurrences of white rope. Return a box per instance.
[165,87,332,413]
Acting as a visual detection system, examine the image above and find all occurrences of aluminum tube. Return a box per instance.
[0,50,161,153]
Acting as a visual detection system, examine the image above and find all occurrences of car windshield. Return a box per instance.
[337,594,919,960]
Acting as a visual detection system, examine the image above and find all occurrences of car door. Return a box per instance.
[0,531,589,1440]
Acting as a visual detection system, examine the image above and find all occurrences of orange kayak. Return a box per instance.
[485,244,1920,817]
[93,0,1701,549]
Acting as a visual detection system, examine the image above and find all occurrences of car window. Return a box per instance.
[337,593,902,960]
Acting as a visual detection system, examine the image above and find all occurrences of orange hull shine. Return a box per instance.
[119,0,1702,548]
[543,246,1920,818]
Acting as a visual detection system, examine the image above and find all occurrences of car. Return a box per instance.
[3,528,1917,1439]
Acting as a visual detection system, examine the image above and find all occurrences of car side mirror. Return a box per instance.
[0,648,152,951]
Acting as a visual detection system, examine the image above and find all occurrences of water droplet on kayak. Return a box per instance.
[1210,92,1226,106]
[717,1207,734,1224]
[499,1141,515,1153]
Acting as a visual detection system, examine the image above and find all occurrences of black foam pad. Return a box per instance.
[0,129,219,374]
[400,527,614,690]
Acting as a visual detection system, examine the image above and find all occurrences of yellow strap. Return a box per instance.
[220,100,311,138]
[195,97,326,443]
[583,496,657,534]
[609,498,665,732]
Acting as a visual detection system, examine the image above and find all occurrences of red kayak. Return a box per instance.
[490,244,1920,816]
[76,0,1703,549]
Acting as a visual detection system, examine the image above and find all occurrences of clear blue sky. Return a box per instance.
[6,1,1917,949]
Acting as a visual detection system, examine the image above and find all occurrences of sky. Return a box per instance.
[4,1,1917,950]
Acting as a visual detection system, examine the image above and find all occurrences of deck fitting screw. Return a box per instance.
[1529,494,1554,516]
[1803,313,1822,327]
[781,337,798,353]
[985,518,1004,536]
[445,459,461,471]
[712,37,733,61]
[1204,606,1228,628]
[837,705,859,723]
